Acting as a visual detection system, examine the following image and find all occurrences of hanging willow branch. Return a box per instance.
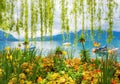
[39,0,44,41]
[24,0,29,42]
[61,0,65,41]
[72,0,79,45]
[43,0,48,35]
[48,0,55,40]
[87,0,96,39]
[79,0,85,36]
[97,0,102,32]
[107,0,117,43]
[61,0,70,41]
[0,0,6,27]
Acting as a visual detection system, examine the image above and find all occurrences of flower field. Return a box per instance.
[0,45,120,84]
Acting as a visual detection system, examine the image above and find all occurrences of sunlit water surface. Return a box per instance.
[0,40,120,62]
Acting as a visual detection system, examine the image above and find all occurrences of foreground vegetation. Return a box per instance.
[0,43,120,84]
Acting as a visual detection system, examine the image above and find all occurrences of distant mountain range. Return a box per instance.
[35,30,120,42]
[0,30,120,42]
[0,30,18,41]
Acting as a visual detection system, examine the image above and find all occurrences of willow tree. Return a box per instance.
[39,0,44,40]
[79,0,85,36]
[71,0,79,45]
[31,0,38,42]
[0,0,6,28]
[48,0,55,40]
[24,0,29,42]
[107,0,117,43]
[61,0,70,41]
[86,0,96,40]
[97,0,102,33]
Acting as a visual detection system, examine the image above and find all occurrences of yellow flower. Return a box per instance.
[59,77,65,83]
[19,79,25,84]
[5,46,10,51]
[108,50,112,54]
[62,51,67,55]
[6,55,9,59]
[25,80,32,84]
[26,45,29,49]
[10,55,12,60]
[19,73,26,79]
[15,47,20,50]
[0,69,3,76]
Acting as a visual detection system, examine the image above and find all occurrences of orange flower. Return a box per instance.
[91,58,95,62]
[93,42,100,47]
[91,64,96,67]
[74,65,79,71]
[96,69,101,73]
[37,77,43,83]
[83,75,87,80]
[111,79,116,84]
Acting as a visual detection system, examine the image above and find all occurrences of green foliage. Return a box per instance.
[79,36,91,63]
[0,0,118,43]
[61,0,70,42]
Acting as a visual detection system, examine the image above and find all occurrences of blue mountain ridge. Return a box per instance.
[35,30,120,42]
[0,30,18,41]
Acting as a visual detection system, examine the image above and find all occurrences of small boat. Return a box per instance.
[62,42,71,46]
[92,45,107,53]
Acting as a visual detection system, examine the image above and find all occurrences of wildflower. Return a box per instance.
[62,51,67,55]
[111,79,116,84]
[25,80,32,84]
[59,77,65,83]
[91,58,95,62]
[83,75,87,80]
[6,55,9,59]
[25,45,30,49]
[25,68,30,73]
[21,62,29,69]
[96,69,101,73]
[37,77,43,83]
[93,42,100,47]
[19,79,25,84]
[74,65,79,71]
[108,49,112,54]
[60,71,65,75]
[91,64,96,67]
[0,69,3,77]
[5,46,10,51]
[19,73,26,79]
[15,47,20,50]
[10,55,12,60]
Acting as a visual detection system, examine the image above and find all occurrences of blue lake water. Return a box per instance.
[0,40,120,62]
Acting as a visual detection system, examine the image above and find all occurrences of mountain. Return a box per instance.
[35,30,120,42]
[0,30,18,41]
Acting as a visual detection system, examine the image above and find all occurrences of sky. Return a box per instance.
[9,0,120,39]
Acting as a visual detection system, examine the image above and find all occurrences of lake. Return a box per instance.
[0,40,120,62]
